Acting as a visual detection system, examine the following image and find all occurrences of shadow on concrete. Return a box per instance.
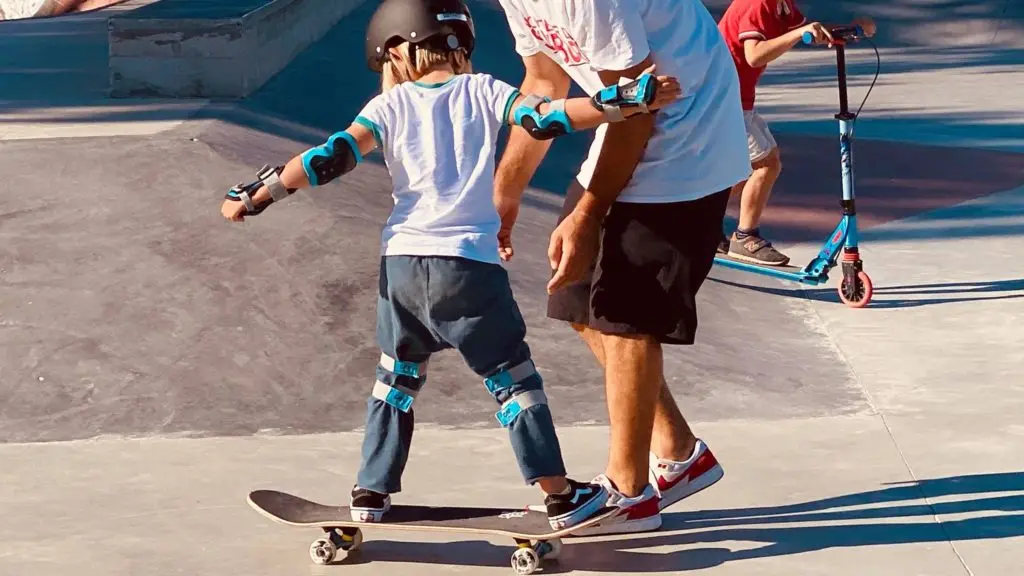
[304,472,1024,572]
[708,276,1024,309]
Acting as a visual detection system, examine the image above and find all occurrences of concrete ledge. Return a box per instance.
[108,0,364,98]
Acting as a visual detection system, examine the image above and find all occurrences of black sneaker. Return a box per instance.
[544,478,609,531]
[350,486,391,522]
[728,233,790,266]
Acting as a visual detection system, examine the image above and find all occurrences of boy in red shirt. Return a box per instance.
[717,0,875,265]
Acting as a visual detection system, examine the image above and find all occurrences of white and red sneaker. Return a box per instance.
[567,474,662,536]
[649,438,724,511]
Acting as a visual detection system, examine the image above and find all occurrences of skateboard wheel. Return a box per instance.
[838,270,873,308]
[535,538,562,560]
[511,546,540,575]
[309,538,337,565]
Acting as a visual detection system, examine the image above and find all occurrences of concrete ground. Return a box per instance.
[0,1,1022,575]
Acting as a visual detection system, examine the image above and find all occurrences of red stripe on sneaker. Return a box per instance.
[686,451,719,480]
[656,449,720,492]
[625,497,661,520]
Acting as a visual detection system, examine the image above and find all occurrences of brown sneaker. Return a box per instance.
[728,233,790,266]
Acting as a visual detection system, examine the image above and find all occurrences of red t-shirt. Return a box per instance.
[718,0,806,110]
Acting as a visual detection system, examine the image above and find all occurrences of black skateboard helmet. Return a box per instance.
[365,0,476,72]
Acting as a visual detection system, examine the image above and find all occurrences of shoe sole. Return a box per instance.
[725,250,790,267]
[568,510,663,537]
[657,462,724,512]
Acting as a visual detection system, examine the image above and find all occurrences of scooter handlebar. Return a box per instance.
[802,24,864,45]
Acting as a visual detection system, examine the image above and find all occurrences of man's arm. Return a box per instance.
[571,53,659,221]
[542,53,660,292]
[494,53,572,203]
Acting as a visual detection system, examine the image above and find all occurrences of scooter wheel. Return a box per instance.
[838,270,873,308]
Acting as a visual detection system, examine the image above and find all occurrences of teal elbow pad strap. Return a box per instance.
[495,390,548,427]
[590,73,657,122]
[513,94,572,140]
[301,131,361,187]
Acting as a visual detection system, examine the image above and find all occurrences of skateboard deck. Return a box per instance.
[247,489,616,574]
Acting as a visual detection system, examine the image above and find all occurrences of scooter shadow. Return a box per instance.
[708,276,1024,309]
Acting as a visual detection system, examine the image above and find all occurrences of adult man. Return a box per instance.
[493,0,752,534]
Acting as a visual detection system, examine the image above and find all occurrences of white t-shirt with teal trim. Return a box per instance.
[496,0,752,203]
[355,74,519,265]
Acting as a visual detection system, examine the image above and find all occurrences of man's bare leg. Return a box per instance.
[602,332,661,495]
[650,378,696,461]
[572,324,696,464]
[571,324,695,495]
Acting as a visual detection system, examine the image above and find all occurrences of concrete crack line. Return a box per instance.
[799,289,975,576]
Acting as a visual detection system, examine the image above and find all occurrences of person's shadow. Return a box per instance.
[328,472,1024,572]
[559,471,1024,571]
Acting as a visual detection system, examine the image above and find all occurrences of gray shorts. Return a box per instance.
[744,109,778,163]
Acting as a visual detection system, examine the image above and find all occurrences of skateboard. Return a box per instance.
[247,489,617,575]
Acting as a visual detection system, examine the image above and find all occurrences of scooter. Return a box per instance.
[714,25,876,308]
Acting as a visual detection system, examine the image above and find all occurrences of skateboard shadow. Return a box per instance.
[707,276,1024,309]
[325,472,1023,573]
[327,538,575,574]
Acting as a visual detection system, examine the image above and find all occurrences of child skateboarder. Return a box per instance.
[219,0,681,531]
[717,0,876,265]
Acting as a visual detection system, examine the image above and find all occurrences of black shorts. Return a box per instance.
[546,181,730,345]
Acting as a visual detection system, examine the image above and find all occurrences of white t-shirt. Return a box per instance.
[355,74,519,265]
[496,0,752,203]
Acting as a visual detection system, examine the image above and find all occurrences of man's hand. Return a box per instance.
[545,54,659,293]
[547,209,601,294]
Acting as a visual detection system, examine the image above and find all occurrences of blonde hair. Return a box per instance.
[381,41,472,91]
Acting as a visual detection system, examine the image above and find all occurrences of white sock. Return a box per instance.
[654,439,701,466]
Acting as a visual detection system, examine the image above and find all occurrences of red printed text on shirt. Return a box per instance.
[523,16,587,65]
